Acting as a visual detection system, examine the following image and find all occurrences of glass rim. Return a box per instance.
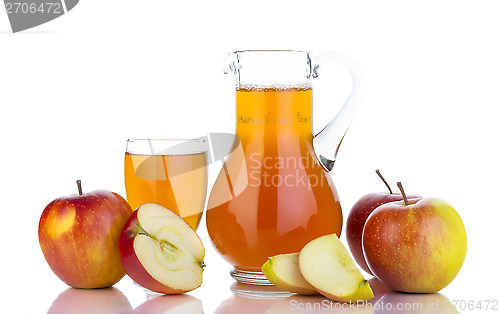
[126,137,202,142]
[126,137,208,155]
[232,49,308,54]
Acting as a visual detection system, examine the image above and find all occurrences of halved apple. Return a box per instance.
[262,253,318,295]
[119,203,205,294]
[298,234,373,303]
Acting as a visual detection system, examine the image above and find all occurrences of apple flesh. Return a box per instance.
[363,197,467,293]
[119,203,205,294]
[299,234,374,303]
[346,192,421,275]
[262,253,318,295]
[38,187,133,289]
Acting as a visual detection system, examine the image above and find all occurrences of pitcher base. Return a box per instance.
[230,268,274,286]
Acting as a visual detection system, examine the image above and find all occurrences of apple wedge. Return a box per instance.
[262,253,318,295]
[119,203,205,294]
[299,234,373,303]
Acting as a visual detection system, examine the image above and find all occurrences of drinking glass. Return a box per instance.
[125,138,208,230]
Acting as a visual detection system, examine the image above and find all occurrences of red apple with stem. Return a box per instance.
[346,170,421,275]
[39,180,133,288]
[362,182,467,293]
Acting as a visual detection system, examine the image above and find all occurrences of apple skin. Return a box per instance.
[346,192,421,275]
[38,190,133,289]
[362,197,467,293]
[119,210,187,295]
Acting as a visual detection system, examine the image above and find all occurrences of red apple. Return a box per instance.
[119,203,205,294]
[38,180,133,289]
[362,182,467,293]
[346,170,421,275]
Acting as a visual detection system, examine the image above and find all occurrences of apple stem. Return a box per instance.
[76,180,83,195]
[397,182,409,206]
[376,169,393,194]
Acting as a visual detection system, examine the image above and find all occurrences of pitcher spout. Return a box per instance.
[223,52,239,75]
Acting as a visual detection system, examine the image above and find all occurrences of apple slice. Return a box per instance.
[299,234,373,303]
[119,203,205,294]
[262,253,318,295]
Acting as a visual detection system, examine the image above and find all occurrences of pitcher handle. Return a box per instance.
[312,51,363,171]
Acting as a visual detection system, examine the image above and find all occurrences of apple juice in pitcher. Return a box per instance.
[206,50,362,285]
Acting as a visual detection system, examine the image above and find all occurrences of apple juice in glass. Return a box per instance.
[206,50,362,284]
[124,138,208,230]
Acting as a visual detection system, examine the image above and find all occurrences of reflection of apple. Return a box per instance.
[38,180,133,288]
[267,294,375,314]
[262,253,318,295]
[366,277,392,305]
[119,203,205,294]
[133,294,203,314]
[363,183,467,293]
[215,296,273,314]
[47,287,132,314]
[264,279,388,313]
[299,234,373,303]
[375,291,459,313]
[346,170,421,275]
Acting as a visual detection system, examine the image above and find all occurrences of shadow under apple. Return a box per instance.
[375,291,459,314]
[215,280,393,314]
[215,283,293,314]
[47,287,132,314]
[132,294,203,314]
[367,278,392,304]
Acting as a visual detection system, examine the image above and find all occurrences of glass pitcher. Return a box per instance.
[206,50,361,285]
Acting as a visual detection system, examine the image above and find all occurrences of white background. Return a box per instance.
[1,0,499,313]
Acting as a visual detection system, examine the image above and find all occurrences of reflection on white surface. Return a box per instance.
[215,278,458,313]
[375,292,459,314]
[133,294,203,314]
[214,292,280,313]
[45,278,459,313]
[47,287,133,314]
[264,295,375,313]
[230,282,296,299]
[47,285,204,314]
